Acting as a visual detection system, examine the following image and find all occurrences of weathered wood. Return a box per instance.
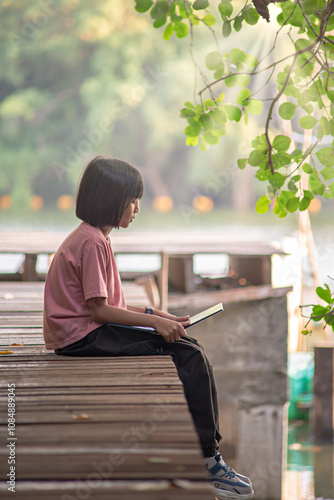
[313,346,334,441]
[22,254,38,281]
[0,282,212,499]
[0,480,212,500]
[168,284,293,309]
[229,255,272,286]
[170,292,290,500]
[0,230,287,255]
[168,255,196,294]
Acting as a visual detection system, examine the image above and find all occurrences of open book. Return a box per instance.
[186,303,224,328]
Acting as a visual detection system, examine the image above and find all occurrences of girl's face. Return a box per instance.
[119,198,140,228]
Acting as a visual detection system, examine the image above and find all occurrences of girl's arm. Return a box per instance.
[87,297,189,342]
[127,305,190,324]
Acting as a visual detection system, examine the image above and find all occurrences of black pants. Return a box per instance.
[55,324,222,456]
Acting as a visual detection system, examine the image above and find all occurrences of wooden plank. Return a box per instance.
[0,441,205,480]
[0,284,212,498]
[0,335,44,344]
[0,230,286,255]
[0,404,192,424]
[0,328,43,334]
[0,480,213,500]
[168,284,293,309]
[313,346,334,441]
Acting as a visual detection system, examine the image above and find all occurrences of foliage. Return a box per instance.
[0,0,197,209]
[135,0,334,218]
[300,281,334,334]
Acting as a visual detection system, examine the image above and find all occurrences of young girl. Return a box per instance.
[43,155,253,500]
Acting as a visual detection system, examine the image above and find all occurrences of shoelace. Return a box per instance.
[221,464,236,479]
[213,454,236,479]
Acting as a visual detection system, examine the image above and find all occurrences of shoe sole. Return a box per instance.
[212,486,254,500]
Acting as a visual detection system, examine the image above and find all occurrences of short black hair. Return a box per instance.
[76,156,144,228]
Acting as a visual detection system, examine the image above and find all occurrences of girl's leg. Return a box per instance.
[56,325,221,454]
[156,336,222,455]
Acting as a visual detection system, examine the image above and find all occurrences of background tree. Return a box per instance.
[134,0,334,218]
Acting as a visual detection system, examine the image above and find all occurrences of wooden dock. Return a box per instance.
[0,282,213,499]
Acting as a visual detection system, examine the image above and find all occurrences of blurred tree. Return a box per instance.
[0,0,198,209]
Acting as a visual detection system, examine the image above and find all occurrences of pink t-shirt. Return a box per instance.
[43,222,126,350]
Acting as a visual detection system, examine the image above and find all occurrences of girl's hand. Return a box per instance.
[151,316,188,343]
[154,310,190,328]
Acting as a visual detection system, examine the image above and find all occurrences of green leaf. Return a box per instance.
[328,91,334,102]
[203,131,220,144]
[163,22,174,40]
[251,134,267,151]
[203,98,215,109]
[302,0,325,15]
[321,166,334,181]
[249,150,266,166]
[193,0,209,9]
[225,74,238,87]
[237,158,247,170]
[256,169,270,181]
[242,7,259,25]
[288,180,298,193]
[311,305,329,321]
[232,75,249,87]
[302,163,313,174]
[171,12,183,22]
[205,52,222,70]
[202,14,216,26]
[316,285,332,304]
[316,147,334,167]
[243,53,258,68]
[213,66,225,79]
[299,196,311,211]
[309,173,325,195]
[211,109,226,125]
[291,149,303,160]
[299,115,317,129]
[286,197,299,213]
[329,181,334,197]
[224,105,241,122]
[230,48,244,63]
[278,1,304,27]
[269,172,285,188]
[267,184,276,200]
[222,21,232,38]
[255,195,270,214]
[299,189,314,211]
[184,101,195,109]
[150,1,168,19]
[279,102,297,120]
[180,108,196,118]
[174,21,188,38]
[218,1,233,18]
[153,16,166,28]
[199,113,213,130]
[246,99,263,115]
[186,135,199,146]
[272,135,291,152]
[236,88,251,106]
[234,16,243,32]
[135,0,154,13]
[184,125,201,137]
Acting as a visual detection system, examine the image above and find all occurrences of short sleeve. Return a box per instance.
[81,243,109,301]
